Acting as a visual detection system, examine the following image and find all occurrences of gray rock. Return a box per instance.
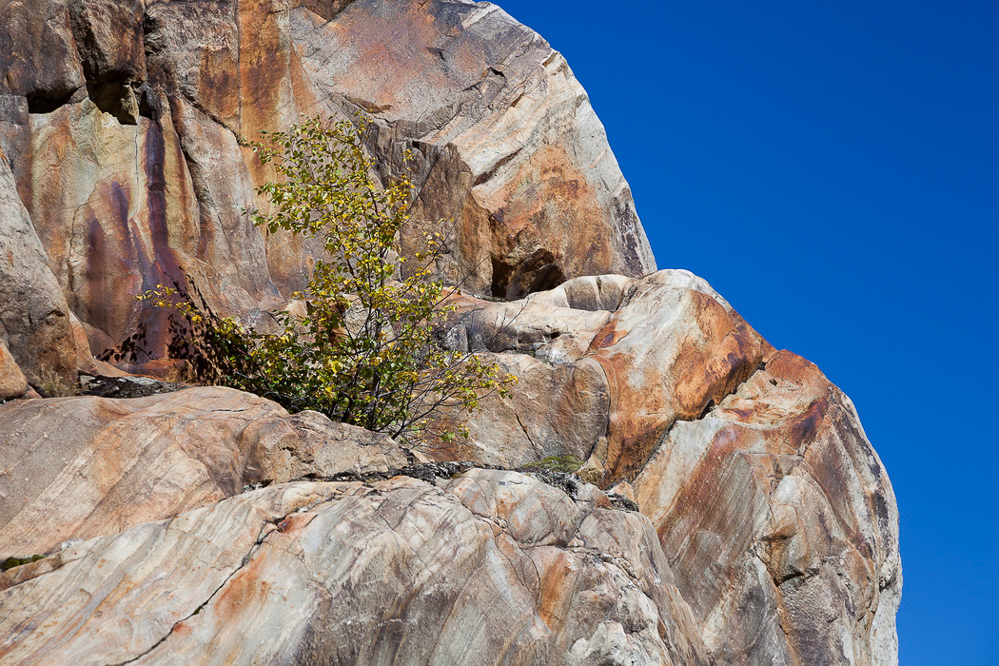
[0,149,76,383]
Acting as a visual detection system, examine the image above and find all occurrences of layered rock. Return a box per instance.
[632,350,901,665]
[0,386,408,557]
[1,472,709,665]
[0,268,901,664]
[0,0,900,663]
[442,270,766,482]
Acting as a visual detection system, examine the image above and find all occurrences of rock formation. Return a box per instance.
[443,272,901,663]
[1,0,654,375]
[0,0,899,664]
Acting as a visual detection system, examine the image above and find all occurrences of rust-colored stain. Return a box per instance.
[673,293,764,420]
[213,545,273,620]
[277,513,317,534]
[536,551,574,630]
[591,290,766,486]
[586,320,627,353]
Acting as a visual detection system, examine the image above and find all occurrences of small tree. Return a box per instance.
[143,116,513,444]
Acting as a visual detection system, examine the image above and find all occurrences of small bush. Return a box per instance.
[143,116,514,445]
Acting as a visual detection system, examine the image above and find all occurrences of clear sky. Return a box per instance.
[495,1,999,663]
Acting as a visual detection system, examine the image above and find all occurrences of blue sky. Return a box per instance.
[496,1,999,663]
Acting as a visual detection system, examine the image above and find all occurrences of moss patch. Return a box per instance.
[1,554,45,571]
[518,455,585,474]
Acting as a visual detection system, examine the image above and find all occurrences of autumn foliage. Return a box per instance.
[143,116,513,444]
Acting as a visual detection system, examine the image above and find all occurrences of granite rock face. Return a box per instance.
[1,0,655,374]
[0,150,76,383]
[0,1,899,664]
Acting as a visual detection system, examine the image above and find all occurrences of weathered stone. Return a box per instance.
[0,1,901,661]
[25,100,199,350]
[631,350,901,665]
[587,270,766,483]
[441,270,766,486]
[142,0,243,134]
[0,0,85,103]
[0,149,76,383]
[447,290,612,362]
[427,272,899,663]
[168,95,279,310]
[69,310,128,376]
[0,386,408,557]
[292,0,655,297]
[0,472,710,665]
[2,0,656,366]
[68,0,146,84]
[68,0,146,123]
[0,339,27,401]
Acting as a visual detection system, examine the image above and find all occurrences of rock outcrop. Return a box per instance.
[0,1,900,664]
[1,0,655,377]
[0,272,901,665]
[0,386,408,557]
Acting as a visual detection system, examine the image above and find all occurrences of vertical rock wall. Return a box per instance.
[1,0,655,373]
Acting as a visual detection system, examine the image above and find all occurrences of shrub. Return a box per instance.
[143,116,513,444]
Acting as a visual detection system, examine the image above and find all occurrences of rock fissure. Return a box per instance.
[113,508,294,665]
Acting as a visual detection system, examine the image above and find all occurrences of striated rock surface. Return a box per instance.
[0,386,408,558]
[631,350,901,665]
[1,472,710,665]
[0,272,901,665]
[442,270,766,481]
[437,270,900,665]
[292,0,654,297]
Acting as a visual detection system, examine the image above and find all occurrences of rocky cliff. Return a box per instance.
[0,1,900,664]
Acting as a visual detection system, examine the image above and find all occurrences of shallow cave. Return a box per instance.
[490,249,566,300]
